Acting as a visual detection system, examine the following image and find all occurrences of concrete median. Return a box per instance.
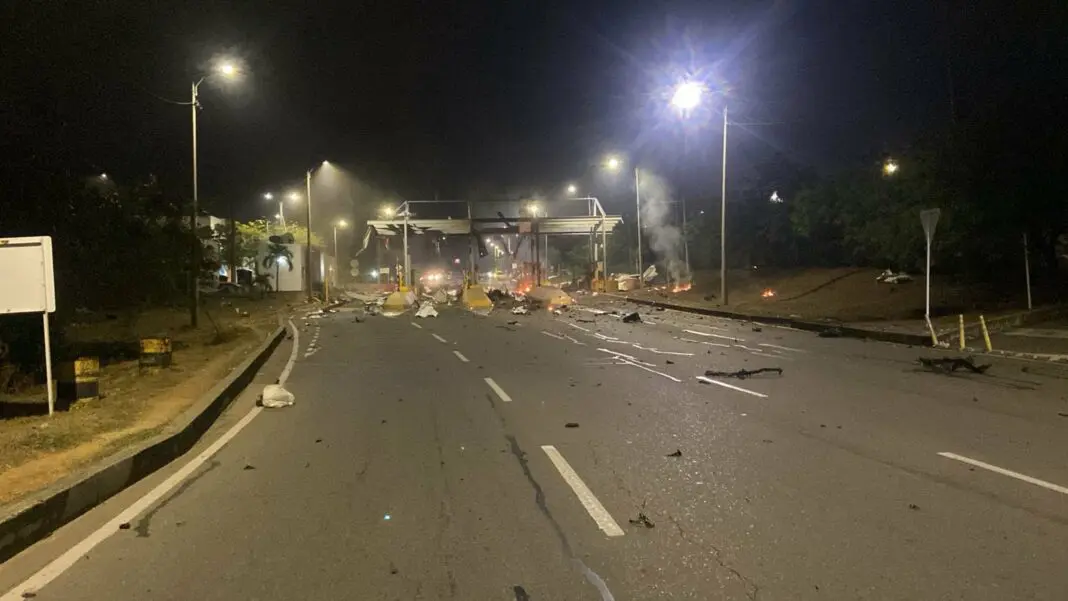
[462,286,493,312]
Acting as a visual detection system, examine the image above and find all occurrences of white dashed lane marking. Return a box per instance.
[453,350,470,363]
[484,377,513,403]
[432,333,448,343]
[696,376,767,398]
[938,452,1068,496]
[541,445,625,538]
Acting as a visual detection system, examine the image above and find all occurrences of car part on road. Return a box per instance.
[621,312,641,323]
[415,303,439,318]
[918,356,990,374]
[666,449,682,458]
[628,512,655,528]
[511,306,530,315]
[259,384,295,408]
[704,367,783,379]
[565,422,579,428]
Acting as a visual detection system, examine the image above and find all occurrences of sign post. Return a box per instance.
[0,236,57,414]
[920,209,941,344]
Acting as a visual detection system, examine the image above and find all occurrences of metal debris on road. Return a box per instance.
[818,327,842,338]
[908,503,920,510]
[565,422,580,428]
[666,449,682,458]
[918,356,990,374]
[415,303,439,318]
[118,522,131,530]
[628,512,655,528]
[243,464,256,470]
[752,325,763,332]
[260,384,296,408]
[621,312,641,323]
[511,306,531,315]
[704,367,783,379]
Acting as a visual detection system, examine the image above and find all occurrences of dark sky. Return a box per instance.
[3,0,1060,221]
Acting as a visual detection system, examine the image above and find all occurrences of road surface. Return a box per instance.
[3,296,1068,600]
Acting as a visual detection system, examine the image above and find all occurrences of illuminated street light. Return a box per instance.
[566,184,577,195]
[100,173,108,180]
[380,205,396,218]
[263,192,273,200]
[883,159,899,176]
[671,81,703,111]
[605,156,621,171]
[189,55,245,329]
[287,191,301,201]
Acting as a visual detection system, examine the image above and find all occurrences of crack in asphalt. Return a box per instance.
[135,459,221,538]
[666,513,760,601]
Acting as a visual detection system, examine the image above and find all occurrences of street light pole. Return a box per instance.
[305,169,313,302]
[403,203,411,289]
[190,80,201,328]
[719,106,729,305]
[635,167,642,282]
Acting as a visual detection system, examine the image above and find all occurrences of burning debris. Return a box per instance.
[703,367,783,379]
[671,282,692,293]
[918,356,990,374]
[511,306,530,315]
[761,288,776,299]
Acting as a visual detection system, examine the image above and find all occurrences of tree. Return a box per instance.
[262,242,294,293]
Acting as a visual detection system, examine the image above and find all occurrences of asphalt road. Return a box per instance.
[4,296,1068,600]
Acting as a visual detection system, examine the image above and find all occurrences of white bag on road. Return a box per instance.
[261,384,295,408]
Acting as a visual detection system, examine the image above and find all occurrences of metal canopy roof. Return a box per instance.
[366,215,623,237]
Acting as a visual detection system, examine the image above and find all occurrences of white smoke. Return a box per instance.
[638,171,689,283]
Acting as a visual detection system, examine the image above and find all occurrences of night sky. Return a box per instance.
[2,0,1058,220]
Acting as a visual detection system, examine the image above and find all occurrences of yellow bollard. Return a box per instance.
[979,315,993,352]
[958,314,966,350]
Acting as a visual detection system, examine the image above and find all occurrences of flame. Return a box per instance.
[672,282,692,293]
[761,288,776,298]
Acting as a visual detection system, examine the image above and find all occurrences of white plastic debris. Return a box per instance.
[432,289,448,304]
[415,303,439,318]
[511,306,530,315]
[261,384,295,408]
[876,269,913,284]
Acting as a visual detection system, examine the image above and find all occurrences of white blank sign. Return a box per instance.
[0,236,56,314]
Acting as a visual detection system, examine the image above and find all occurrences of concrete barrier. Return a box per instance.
[462,286,494,312]
[381,290,414,316]
[0,326,287,563]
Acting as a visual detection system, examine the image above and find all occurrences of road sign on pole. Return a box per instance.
[0,236,57,415]
[919,209,941,343]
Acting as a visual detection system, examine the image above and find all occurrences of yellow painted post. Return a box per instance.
[979,315,993,351]
[958,314,966,350]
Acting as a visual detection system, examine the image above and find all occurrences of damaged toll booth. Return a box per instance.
[358,198,623,291]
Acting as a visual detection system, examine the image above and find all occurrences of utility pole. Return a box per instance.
[305,170,313,301]
[190,81,200,327]
[635,167,642,282]
[719,106,729,304]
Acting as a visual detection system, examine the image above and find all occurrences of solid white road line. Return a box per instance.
[432,333,448,343]
[484,377,513,403]
[563,334,587,346]
[541,330,566,340]
[1,320,302,601]
[630,343,693,356]
[541,445,625,538]
[684,329,743,342]
[411,322,423,329]
[696,376,768,398]
[453,350,470,363]
[759,342,806,353]
[618,359,683,382]
[596,348,655,367]
[566,322,592,333]
[938,452,1068,496]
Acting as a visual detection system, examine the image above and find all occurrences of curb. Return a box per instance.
[606,294,932,347]
[0,325,287,563]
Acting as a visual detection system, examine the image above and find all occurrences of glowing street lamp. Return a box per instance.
[380,205,396,219]
[189,57,243,328]
[605,156,622,171]
[883,159,899,176]
[671,81,703,111]
[672,78,730,303]
[566,184,577,195]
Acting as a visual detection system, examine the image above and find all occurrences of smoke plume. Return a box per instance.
[638,171,689,283]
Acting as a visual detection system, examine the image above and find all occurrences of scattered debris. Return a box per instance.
[1057,412,1068,418]
[703,367,782,379]
[820,424,826,428]
[565,422,580,428]
[243,464,256,470]
[628,512,655,528]
[876,269,913,284]
[818,327,842,338]
[751,325,763,332]
[666,449,682,458]
[665,360,674,365]
[352,315,363,323]
[513,585,531,601]
[260,384,296,408]
[119,522,131,530]
[908,503,920,510]
[918,356,990,374]
[621,312,641,323]
[507,320,520,325]
[315,438,323,443]
[415,303,439,318]
[762,439,773,443]
[511,306,531,315]
[20,592,37,599]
